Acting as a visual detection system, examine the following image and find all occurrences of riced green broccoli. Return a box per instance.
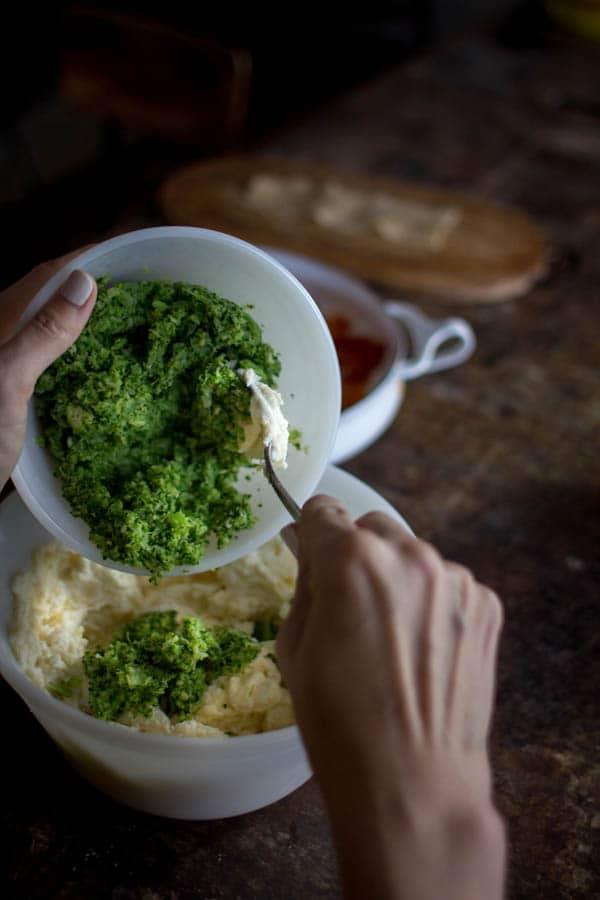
[34,279,282,580]
[80,611,259,722]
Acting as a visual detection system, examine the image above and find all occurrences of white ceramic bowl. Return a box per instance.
[12,227,341,576]
[0,466,412,820]
[265,248,476,464]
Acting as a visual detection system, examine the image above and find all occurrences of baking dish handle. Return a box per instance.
[383,301,476,381]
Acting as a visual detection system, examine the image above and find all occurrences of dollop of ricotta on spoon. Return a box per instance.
[239,368,289,469]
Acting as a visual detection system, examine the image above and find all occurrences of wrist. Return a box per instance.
[310,744,505,900]
[326,781,505,900]
[309,735,496,821]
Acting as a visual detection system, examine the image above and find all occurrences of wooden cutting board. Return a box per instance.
[157,155,548,303]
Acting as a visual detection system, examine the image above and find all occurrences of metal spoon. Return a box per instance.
[263,442,302,522]
[240,368,302,521]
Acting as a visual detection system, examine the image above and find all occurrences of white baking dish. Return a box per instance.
[266,248,476,463]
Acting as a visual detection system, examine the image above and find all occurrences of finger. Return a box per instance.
[298,494,355,559]
[476,592,503,745]
[443,576,501,750]
[0,270,97,403]
[298,495,360,588]
[0,246,95,345]
[356,511,415,547]
[281,523,299,557]
[275,568,311,675]
[280,496,355,645]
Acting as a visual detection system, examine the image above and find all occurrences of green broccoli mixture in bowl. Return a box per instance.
[34,279,282,581]
[52,610,262,724]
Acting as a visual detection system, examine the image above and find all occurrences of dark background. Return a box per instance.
[2,4,600,898]
[1,0,533,285]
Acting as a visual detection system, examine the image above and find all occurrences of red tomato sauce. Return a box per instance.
[326,314,386,409]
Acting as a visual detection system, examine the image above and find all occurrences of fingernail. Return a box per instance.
[61,270,94,307]
[281,524,299,557]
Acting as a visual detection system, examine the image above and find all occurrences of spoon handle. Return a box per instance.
[263,444,302,522]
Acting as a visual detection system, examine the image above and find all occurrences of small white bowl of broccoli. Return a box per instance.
[12,226,341,579]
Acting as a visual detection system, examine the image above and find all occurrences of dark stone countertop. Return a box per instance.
[2,20,599,900]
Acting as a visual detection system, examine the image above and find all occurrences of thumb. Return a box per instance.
[0,269,97,401]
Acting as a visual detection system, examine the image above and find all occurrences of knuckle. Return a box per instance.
[304,493,336,512]
[409,540,444,580]
[485,589,504,629]
[304,495,348,525]
[31,310,70,343]
[446,560,473,586]
[335,529,380,565]
[356,511,383,528]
